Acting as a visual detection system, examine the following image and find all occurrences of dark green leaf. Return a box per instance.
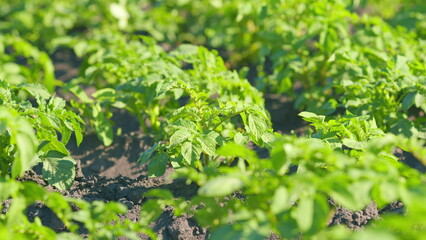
[42,151,76,190]
[402,92,417,111]
[148,153,168,177]
[138,143,158,165]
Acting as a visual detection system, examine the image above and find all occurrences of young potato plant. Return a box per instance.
[293,13,426,115]
[328,51,426,139]
[0,0,180,51]
[299,111,386,157]
[147,133,426,239]
[140,0,426,119]
[0,80,83,189]
[63,34,277,174]
[0,35,58,92]
[0,178,156,239]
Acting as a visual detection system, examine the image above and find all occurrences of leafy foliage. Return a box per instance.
[0,178,155,239]
[57,34,276,175]
[157,134,426,239]
[1,0,426,239]
[0,80,83,189]
[0,35,58,92]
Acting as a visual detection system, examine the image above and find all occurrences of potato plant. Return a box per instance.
[0,35,58,92]
[0,0,180,51]
[0,80,83,189]
[0,177,155,239]
[59,34,276,175]
[144,133,426,239]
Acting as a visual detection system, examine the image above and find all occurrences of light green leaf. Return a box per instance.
[181,141,202,165]
[20,83,50,99]
[38,139,69,156]
[247,114,268,138]
[271,187,289,214]
[299,112,325,123]
[292,197,313,232]
[197,135,216,156]
[261,132,278,144]
[329,181,373,211]
[13,130,37,178]
[67,85,93,104]
[342,139,366,150]
[173,119,198,131]
[92,103,113,146]
[71,119,83,146]
[92,88,116,100]
[234,132,248,146]
[217,143,257,162]
[395,55,410,74]
[414,93,424,108]
[109,3,130,20]
[198,176,244,197]
[170,129,191,146]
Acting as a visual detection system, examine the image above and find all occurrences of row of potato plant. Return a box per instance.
[2,1,425,136]
[143,132,426,239]
[56,33,276,175]
[0,81,157,239]
[139,0,426,139]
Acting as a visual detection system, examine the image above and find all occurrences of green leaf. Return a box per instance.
[172,119,198,130]
[292,197,314,232]
[71,119,83,146]
[20,83,51,99]
[246,114,268,138]
[329,180,373,211]
[91,88,116,101]
[210,225,243,240]
[402,92,417,111]
[148,153,168,177]
[0,181,19,200]
[307,195,330,235]
[38,139,69,156]
[92,103,113,146]
[42,151,76,190]
[197,134,216,156]
[270,141,290,175]
[342,139,366,150]
[414,93,424,108]
[67,85,93,104]
[138,143,158,165]
[181,141,202,165]
[5,197,26,227]
[299,112,325,123]
[234,132,248,146]
[271,187,289,214]
[198,176,244,197]
[217,143,257,162]
[170,129,191,146]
